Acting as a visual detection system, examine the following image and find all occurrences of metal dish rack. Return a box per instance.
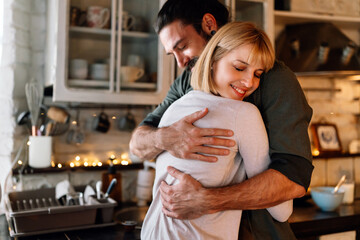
[4,187,117,238]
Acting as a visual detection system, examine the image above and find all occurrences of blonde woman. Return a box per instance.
[141,22,293,240]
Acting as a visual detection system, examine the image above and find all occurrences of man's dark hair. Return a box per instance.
[155,0,229,36]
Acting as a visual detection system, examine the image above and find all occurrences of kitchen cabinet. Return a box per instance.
[46,0,174,105]
[225,0,275,44]
[274,10,360,45]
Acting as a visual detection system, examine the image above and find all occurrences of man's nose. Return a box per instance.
[174,53,188,68]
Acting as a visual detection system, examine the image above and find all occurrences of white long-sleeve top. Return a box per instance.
[141,90,292,240]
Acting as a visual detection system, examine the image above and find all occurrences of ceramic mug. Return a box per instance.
[92,112,110,133]
[90,63,109,80]
[87,6,110,29]
[122,11,135,31]
[120,66,144,83]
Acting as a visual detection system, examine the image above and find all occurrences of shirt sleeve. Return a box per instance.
[140,70,192,127]
[260,61,314,190]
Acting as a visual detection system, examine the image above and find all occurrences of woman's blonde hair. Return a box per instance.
[191,21,275,94]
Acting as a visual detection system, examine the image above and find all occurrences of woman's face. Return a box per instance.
[212,44,265,101]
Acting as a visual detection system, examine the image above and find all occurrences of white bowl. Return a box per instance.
[311,186,344,212]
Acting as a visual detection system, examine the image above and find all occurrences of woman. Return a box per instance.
[141,22,292,239]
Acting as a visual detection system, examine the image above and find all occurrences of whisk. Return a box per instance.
[25,79,44,136]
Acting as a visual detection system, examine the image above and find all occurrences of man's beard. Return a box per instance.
[186,57,199,71]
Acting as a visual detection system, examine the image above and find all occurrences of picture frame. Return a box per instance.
[311,123,342,155]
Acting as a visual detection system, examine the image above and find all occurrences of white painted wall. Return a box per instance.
[0,0,47,210]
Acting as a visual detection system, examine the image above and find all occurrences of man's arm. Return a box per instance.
[129,108,236,161]
[160,167,304,219]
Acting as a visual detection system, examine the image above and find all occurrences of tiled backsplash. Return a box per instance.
[299,75,360,195]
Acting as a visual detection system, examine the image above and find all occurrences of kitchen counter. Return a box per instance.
[2,199,360,239]
[289,198,360,240]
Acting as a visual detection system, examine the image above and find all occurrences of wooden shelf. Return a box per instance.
[12,163,144,175]
[313,152,360,159]
[275,10,360,27]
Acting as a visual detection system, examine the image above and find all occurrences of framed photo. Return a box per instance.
[311,123,342,155]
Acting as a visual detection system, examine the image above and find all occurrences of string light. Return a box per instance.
[17,160,23,165]
[57,163,62,168]
[70,162,75,168]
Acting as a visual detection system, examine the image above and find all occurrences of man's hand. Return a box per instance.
[130,108,235,161]
[156,108,235,162]
[160,166,209,219]
[160,167,305,220]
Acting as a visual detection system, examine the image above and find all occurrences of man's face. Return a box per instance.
[159,20,208,70]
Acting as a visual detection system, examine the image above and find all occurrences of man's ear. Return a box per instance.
[201,13,218,36]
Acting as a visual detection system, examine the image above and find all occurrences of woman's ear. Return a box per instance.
[201,13,218,36]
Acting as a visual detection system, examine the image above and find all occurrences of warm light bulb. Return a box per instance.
[72,120,77,125]
[75,162,81,167]
[312,149,320,156]
[98,162,103,167]
[75,156,80,161]
[27,141,31,146]
[17,160,23,165]
[84,162,89,167]
[92,162,97,167]
[121,152,129,160]
[112,116,116,120]
[51,161,56,167]
[70,162,75,168]
[121,160,129,165]
[110,154,116,160]
[57,163,62,168]
[113,159,119,165]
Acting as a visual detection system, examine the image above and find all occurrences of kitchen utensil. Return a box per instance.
[120,66,144,83]
[66,110,85,145]
[332,175,346,194]
[122,11,135,31]
[87,6,110,29]
[311,186,344,212]
[90,63,109,80]
[118,109,136,132]
[28,136,52,168]
[92,111,110,133]
[104,179,117,199]
[70,59,88,79]
[47,106,69,123]
[84,185,96,203]
[50,119,70,136]
[96,181,103,200]
[45,122,53,136]
[66,192,84,206]
[25,79,44,136]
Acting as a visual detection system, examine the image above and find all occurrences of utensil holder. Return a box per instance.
[28,136,52,168]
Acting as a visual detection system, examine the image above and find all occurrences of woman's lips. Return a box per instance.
[230,84,246,96]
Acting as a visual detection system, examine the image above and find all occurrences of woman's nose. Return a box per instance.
[242,75,255,88]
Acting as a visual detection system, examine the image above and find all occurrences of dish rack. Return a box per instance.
[4,186,117,238]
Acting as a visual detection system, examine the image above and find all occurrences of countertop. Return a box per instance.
[2,199,360,240]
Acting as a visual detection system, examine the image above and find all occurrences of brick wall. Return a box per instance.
[0,0,47,206]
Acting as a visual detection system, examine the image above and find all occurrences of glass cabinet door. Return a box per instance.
[222,0,274,42]
[66,0,115,91]
[117,0,159,92]
[50,0,173,104]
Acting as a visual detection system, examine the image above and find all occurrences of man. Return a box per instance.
[130,0,314,239]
